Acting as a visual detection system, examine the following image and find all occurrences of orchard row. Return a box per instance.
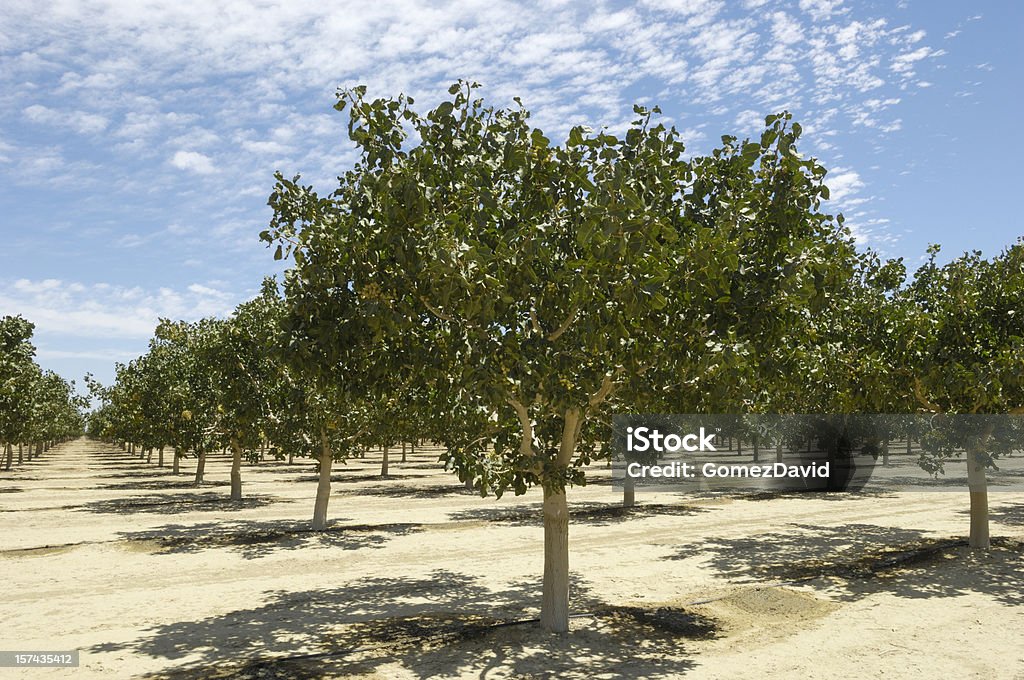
[0,316,86,468]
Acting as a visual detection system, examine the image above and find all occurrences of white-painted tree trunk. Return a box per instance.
[312,430,333,531]
[623,475,635,507]
[539,408,580,634]
[230,437,243,501]
[541,485,570,633]
[966,436,991,549]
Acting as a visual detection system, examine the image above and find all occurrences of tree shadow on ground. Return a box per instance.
[90,570,713,679]
[722,488,896,502]
[96,470,186,480]
[988,502,1024,527]
[666,522,1024,607]
[448,501,710,527]
[99,479,230,491]
[116,519,424,559]
[75,492,283,514]
[335,482,479,500]
[285,472,421,484]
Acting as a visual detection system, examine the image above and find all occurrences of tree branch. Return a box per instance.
[547,302,581,342]
[588,372,618,409]
[913,377,943,413]
[507,396,537,460]
[558,408,580,466]
[420,296,454,322]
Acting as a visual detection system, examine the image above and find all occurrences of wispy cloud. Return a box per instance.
[0,278,240,340]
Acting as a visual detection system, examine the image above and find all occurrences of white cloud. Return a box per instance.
[823,167,864,203]
[799,0,848,22]
[0,278,240,341]
[170,150,215,174]
[23,104,108,133]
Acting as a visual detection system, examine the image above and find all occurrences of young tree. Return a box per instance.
[263,83,858,632]
[206,282,283,500]
[903,241,1024,548]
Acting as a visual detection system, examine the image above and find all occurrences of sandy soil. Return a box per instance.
[2,438,1023,679]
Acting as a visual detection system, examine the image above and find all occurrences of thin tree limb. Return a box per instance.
[913,377,943,413]
[547,302,581,342]
[420,296,454,321]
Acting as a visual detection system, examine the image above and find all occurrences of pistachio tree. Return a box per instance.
[206,281,283,500]
[263,83,857,632]
[904,241,1024,548]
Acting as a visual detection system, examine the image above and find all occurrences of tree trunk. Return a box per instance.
[541,485,570,633]
[147,447,153,464]
[623,475,635,508]
[907,436,912,456]
[539,407,580,634]
[18,443,23,465]
[230,437,243,501]
[194,448,206,485]
[882,438,890,467]
[312,429,333,531]
[402,441,407,463]
[381,447,389,477]
[776,438,784,464]
[37,441,43,458]
[158,446,164,467]
[288,450,294,465]
[967,430,993,549]
[4,443,11,470]
[173,449,180,475]
[465,475,474,490]
[753,433,759,462]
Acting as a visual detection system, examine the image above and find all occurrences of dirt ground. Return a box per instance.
[2,438,1023,679]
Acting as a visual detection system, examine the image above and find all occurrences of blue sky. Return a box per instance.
[1,0,1021,388]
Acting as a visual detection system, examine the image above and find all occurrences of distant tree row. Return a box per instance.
[0,316,86,468]
[91,82,1024,633]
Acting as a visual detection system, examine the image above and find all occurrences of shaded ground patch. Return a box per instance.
[113,572,714,680]
[99,479,230,491]
[449,501,710,526]
[77,492,282,515]
[668,522,1024,606]
[119,519,424,558]
[335,482,479,500]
